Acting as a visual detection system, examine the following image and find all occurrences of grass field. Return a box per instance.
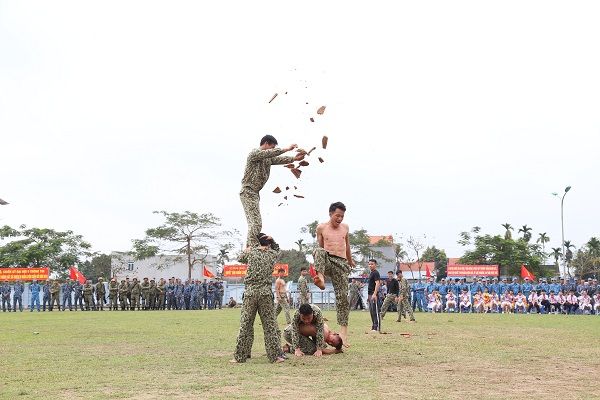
[1,309,599,400]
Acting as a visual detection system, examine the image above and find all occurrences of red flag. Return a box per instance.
[521,264,535,281]
[425,264,431,278]
[69,266,86,284]
[309,264,317,278]
[203,265,215,278]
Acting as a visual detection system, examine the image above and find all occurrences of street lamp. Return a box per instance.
[552,186,571,276]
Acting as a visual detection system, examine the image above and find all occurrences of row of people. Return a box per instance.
[426,289,600,314]
[0,277,226,312]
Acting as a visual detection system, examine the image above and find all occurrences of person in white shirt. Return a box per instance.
[548,291,560,314]
[491,291,501,313]
[473,291,484,313]
[538,290,551,314]
[557,291,567,314]
[459,290,471,313]
[513,292,527,314]
[565,290,579,314]
[527,291,540,314]
[578,292,592,314]
[501,291,513,314]
[593,293,600,315]
[445,290,457,313]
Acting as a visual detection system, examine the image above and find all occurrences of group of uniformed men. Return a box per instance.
[0,277,225,312]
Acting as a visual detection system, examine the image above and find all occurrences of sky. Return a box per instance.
[1,1,599,261]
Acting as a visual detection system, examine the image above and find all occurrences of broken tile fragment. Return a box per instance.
[299,161,309,167]
[322,136,328,149]
[291,168,302,179]
[268,93,278,103]
[273,187,282,194]
[318,157,324,163]
[317,106,326,115]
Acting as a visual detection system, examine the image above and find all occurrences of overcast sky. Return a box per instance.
[1,1,599,261]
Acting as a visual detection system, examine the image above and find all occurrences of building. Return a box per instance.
[110,252,219,281]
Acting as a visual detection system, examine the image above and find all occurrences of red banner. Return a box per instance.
[0,267,50,281]
[222,264,289,278]
[446,264,498,277]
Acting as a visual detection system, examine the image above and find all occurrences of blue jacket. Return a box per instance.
[30,283,41,296]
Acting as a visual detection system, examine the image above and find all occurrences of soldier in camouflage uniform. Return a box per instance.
[50,279,61,311]
[240,135,303,247]
[118,279,129,310]
[95,278,106,311]
[83,280,94,310]
[42,280,51,311]
[108,278,119,310]
[141,277,150,310]
[216,280,225,309]
[380,271,400,319]
[397,271,415,322]
[157,278,166,310]
[297,267,310,306]
[1,280,11,312]
[287,304,326,356]
[232,234,285,364]
[73,280,84,311]
[130,278,141,310]
[148,279,157,310]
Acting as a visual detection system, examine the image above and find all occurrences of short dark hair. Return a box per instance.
[369,259,377,264]
[329,202,346,213]
[299,303,313,316]
[331,333,343,350]
[260,135,278,146]
[387,271,394,274]
[257,233,274,246]
[300,266,307,272]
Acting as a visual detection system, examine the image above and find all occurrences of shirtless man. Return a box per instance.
[274,268,291,324]
[313,202,355,346]
[282,321,343,355]
[240,135,305,247]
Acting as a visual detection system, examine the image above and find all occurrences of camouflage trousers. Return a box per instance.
[96,294,105,310]
[240,189,261,247]
[380,294,397,319]
[234,291,281,363]
[84,295,94,310]
[275,294,291,324]
[283,324,317,355]
[50,293,61,310]
[313,247,350,326]
[397,296,415,322]
[119,295,128,310]
[299,292,310,306]
[130,295,140,310]
[109,295,118,310]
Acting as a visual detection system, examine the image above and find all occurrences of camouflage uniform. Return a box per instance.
[275,292,292,324]
[83,282,94,310]
[1,282,11,312]
[95,279,106,310]
[233,241,282,363]
[240,147,295,247]
[287,304,326,354]
[50,280,61,311]
[348,281,359,309]
[297,275,310,305]
[108,280,119,310]
[397,277,415,322]
[157,280,166,310]
[140,278,150,310]
[130,280,141,310]
[313,247,351,326]
[118,281,129,310]
[148,280,157,310]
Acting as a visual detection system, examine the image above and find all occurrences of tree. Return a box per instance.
[459,227,546,277]
[132,211,236,280]
[572,237,600,279]
[551,247,562,271]
[393,243,407,269]
[278,249,308,281]
[349,229,390,269]
[518,225,533,242]
[79,254,111,281]
[294,239,305,252]
[563,240,575,276]
[501,223,513,240]
[0,225,93,277]
[537,232,550,254]
[421,246,448,278]
[406,236,426,279]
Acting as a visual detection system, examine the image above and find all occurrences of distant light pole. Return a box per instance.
[552,186,571,275]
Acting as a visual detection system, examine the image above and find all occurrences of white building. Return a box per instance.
[110,251,219,281]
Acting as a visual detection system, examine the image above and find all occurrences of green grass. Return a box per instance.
[1,309,599,399]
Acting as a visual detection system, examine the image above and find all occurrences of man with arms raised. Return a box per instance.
[313,201,355,346]
[240,135,304,247]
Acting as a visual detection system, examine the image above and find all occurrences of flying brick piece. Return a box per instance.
[322,136,328,149]
[317,106,326,115]
[268,93,278,103]
[293,194,305,199]
[291,168,302,179]
[284,164,295,169]
[307,146,317,155]
[309,117,314,122]
[273,187,282,194]
[318,157,324,163]
[299,161,309,167]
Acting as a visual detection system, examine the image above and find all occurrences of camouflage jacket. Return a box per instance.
[95,282,106,295]
[399,277,411,297]
[297,275,309,296]
[82,283,94,296]
[240,148,295,193]
[239,242,280,295]
[108,282,118,296]
[291,304,325,350]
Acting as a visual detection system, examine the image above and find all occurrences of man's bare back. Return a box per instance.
[316,222,350,260]
[275,277,286,296]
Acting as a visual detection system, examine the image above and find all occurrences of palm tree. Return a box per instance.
[294,239,304,252]
[518,225,533,242]
[587,237,600,257]
[563,240,575,276]
[551,247,562,266]
[537,232,550,253]
[501,223,513,240]
[217,248,230,265]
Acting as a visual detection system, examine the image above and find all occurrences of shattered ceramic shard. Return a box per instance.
[273,187,282,194]
[284,164,295,168]
[294,195,305,199]
[307,146,317,155]
[291,168,302,179]
[322,136,328,149]
[299,161,309,167]
[317,106,326,115]
[278,203,283,207]
[284,196,288,200]
[286,186,289,190]
[310,117,314,122]
[318,157,324,163]
[268,93,278,103]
